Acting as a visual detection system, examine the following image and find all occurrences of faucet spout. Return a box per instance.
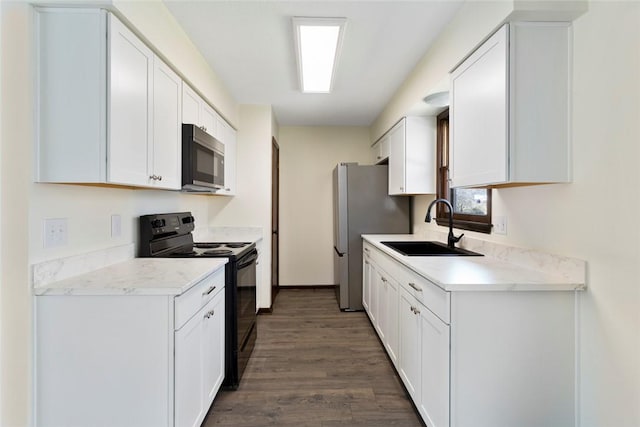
[424,198,464,249]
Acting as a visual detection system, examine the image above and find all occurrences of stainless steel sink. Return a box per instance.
[381,241,483,257]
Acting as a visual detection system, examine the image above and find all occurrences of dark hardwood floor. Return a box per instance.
[202,288,424,427]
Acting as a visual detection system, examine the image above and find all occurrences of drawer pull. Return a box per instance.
[381,277,387,283]
[364,247,370,252]
[204,309,215,319]
[408,282,422,292]
[202,286,217,296]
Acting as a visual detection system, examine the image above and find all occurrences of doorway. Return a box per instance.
[271,138,280,306]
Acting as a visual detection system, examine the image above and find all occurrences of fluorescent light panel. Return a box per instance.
[293,17,346,93]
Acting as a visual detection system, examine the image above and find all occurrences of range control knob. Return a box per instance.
[151,219,165,228]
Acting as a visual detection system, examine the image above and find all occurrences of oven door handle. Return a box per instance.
[237,249,258,270]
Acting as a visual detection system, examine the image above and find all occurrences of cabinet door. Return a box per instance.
[369,265,380,328]
[377,274,388,342]
[419,306,450,427]
[383,275,399,367]
[152,58,182,190]
[388,119,406,195]
[175,309,205,427]
[398,287,421,401]
[203,290,225,407]
[108,14,153,186]
[218,119,237,195]
[182,83,201,126]
[450,25,508,188]
[362,257,371,314]
[200,103,217,137]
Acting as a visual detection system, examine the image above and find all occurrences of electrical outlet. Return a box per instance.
[44,218,68,248]
[493,215,507,235]
[111,214,122,238]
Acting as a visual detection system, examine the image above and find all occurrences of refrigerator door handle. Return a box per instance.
[334,246,345,257]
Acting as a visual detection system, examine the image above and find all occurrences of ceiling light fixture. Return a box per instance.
[292,17,347,93]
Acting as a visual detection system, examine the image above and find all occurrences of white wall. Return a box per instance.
[207,105,274,309]
[388,2,640,425]
[278,126,371,286]
[0,2,239,425]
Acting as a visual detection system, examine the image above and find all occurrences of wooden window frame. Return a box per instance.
[435,108,492,234]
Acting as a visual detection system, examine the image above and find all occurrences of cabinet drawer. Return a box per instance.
[175,268,225,330]
[398,269,450,325]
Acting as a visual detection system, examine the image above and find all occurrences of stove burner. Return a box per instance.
[194,243,222,249]
[201,249,233,256]
[226,243,248,248]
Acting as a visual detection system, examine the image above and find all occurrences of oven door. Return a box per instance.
[236,249,258,341]
[182,125,225,191]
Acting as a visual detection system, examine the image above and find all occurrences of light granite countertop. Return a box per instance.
[363,234,586,292]
[33,257,228,296]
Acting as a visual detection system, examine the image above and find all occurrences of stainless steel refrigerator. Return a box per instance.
[333,163,411,310]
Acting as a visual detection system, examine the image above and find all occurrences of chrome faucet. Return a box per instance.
[425,198,464,249]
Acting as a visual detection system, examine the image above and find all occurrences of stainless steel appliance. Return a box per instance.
[182,124,225,192]
[333,163,411,311]
[139,212,256,390]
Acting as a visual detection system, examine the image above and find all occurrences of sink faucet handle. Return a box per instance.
[453,233,464,243]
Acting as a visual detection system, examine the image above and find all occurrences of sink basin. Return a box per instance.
[381,241,483,257]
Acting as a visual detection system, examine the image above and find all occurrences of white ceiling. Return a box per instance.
[163,1,463,127]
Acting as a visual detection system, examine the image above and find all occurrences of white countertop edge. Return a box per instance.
[363,234,587,292]
[33,258,228,297]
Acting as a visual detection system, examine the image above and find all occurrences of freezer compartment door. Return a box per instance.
[333,247,349,309]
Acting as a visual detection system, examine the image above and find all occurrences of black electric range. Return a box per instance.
[139,212,257,390]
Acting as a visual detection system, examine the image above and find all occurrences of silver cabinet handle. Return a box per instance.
[381,277,387,283]
[364,261,369,265]
[408,282,422,292]
[157,175,162,181]
[410,306,421,315]
[204,309,215,319]
[149,175,157,180]
[202,285,216,296]
[364,247,370,252]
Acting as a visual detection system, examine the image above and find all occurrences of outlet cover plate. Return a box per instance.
[44,218,68,248]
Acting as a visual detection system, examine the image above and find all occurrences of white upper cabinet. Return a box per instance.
[36,8,182,190]
[217,119,237,196]
[181,83,217,136]
[108,14,154,187]
[450,22,571,188]
[371,134,391,165]
[151,59,182,189]
[387,116,436,195]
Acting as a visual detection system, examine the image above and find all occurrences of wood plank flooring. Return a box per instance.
[202,288,424,427]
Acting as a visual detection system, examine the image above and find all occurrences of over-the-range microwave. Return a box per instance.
[182,124,224,192]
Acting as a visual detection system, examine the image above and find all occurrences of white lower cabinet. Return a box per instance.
[35,269,226,427]
[398,287,421,400]
[418,297,450,427]
[175,289,225,427]
[363,239,577,427]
